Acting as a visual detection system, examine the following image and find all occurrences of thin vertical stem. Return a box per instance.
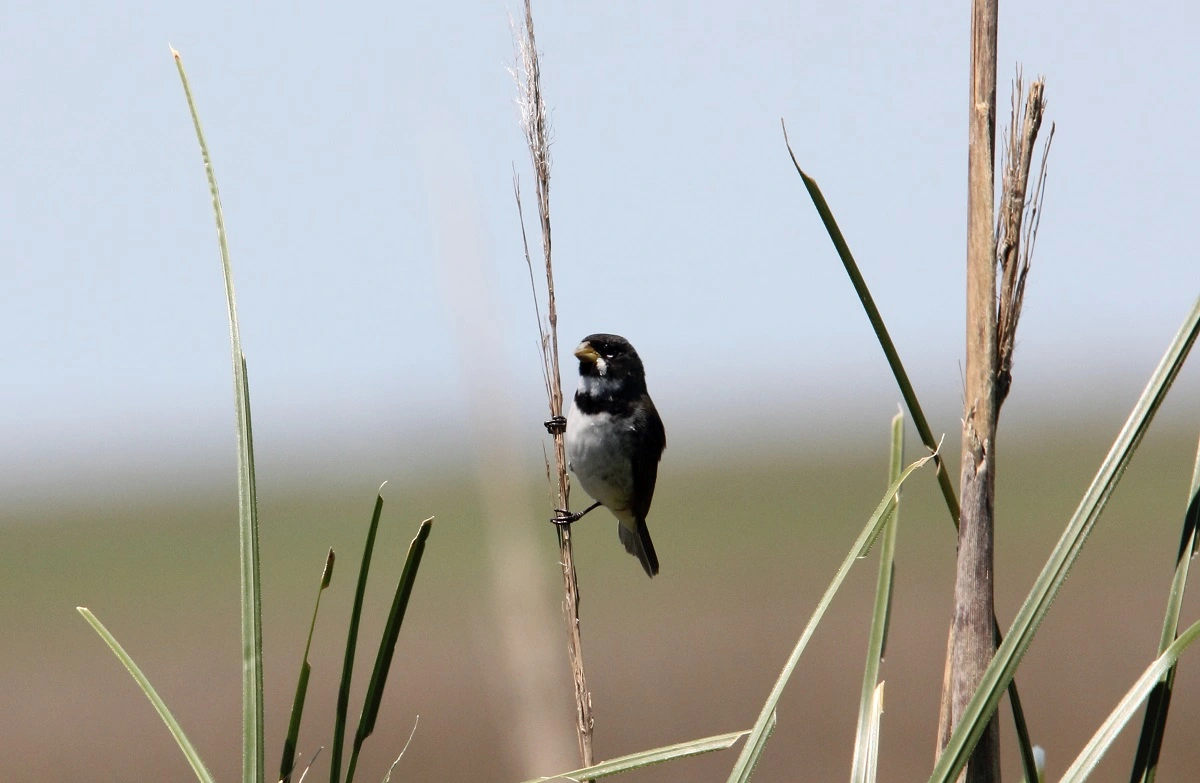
[943,1,1001,781]
[513,0,594,768]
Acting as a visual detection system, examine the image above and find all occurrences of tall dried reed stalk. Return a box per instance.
[512,0,595,770]
[938,4,1053,780]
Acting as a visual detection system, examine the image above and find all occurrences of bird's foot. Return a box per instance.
[551,508,583,526]
[544,415,567,435]
[550,501,601,526]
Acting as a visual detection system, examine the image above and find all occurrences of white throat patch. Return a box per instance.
[579,374,620,398]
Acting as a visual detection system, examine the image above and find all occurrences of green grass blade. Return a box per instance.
[77,608,216,783]
[726,453,933,783]
[281,549,336,783]
[782,126,1041,783]
[1009,673,1040,783]
[782,123,958,528]
[851,413,904,783]
[285,666,312,779]
[862,683,885,783]
[734,710,778,783]
[345,517,434,783]
[331,490,388,783]
[1129,431,1200,783]
[520,726,763,783]
[1060,619,1200,783]
[930,295,1200,783]
[172,48,264,783]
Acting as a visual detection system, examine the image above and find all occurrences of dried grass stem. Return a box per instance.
[512,0,595,770]
[996,74,1054,408]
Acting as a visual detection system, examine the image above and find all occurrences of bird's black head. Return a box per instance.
[574,333,646,387]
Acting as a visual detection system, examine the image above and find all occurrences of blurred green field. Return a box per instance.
[3,416,1199,782]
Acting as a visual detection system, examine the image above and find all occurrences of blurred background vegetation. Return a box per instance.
[5,404,1200,781]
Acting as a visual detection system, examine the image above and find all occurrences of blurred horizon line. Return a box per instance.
[5,370,1195,513]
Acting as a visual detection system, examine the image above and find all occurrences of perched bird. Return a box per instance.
[550,333,666,578]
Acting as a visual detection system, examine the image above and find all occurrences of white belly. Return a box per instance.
[565,406,634,516]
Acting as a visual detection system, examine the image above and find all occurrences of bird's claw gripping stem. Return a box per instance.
[551,508,582,526]
[550,501,600,526]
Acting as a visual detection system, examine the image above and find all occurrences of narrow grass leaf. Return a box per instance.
[281,549,336,783]
[783,125,1045,783]
[930,295,1200,783]
[851,413,903,783]
[1060,619,1200,783]
[78,608,216,783]
[172,47,264,783]
[345,517,434,783]
[331,490,387,783]
[1009,676,1039,783]
[727,453,933,783]
[521,727,762,783]
[863,682,885,783]
[1129,431,1200,783]
[782,122,958,528]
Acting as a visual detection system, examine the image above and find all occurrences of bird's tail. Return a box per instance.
[619,518,660,578]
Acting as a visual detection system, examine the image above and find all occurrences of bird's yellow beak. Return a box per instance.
[574,342,600,363]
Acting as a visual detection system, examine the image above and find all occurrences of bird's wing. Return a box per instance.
[629,395,666,521]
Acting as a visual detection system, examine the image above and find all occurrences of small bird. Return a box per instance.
[549,333,666,578]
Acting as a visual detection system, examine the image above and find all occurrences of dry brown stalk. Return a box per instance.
[512,0,595,770]
[936,12,1054,781]
[944,1,1003,780]
[997,75,1054,408]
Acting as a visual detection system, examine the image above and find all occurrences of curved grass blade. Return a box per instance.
[930,295,1200,783]
[78,608,216,783]
[782,123,1038,783]
[172,47,264,783]
[521,726,763,783]
[1129,431,1200,783]
[331,490,388,783]
[851,413,903,783]
[344,517,434,783]
[281,549,337,783]
[726,453,933,783]
[1060,619,1200,783]
[782,121,958,528]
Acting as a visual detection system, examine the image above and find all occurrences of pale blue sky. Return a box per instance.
[3,1,1198,500]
